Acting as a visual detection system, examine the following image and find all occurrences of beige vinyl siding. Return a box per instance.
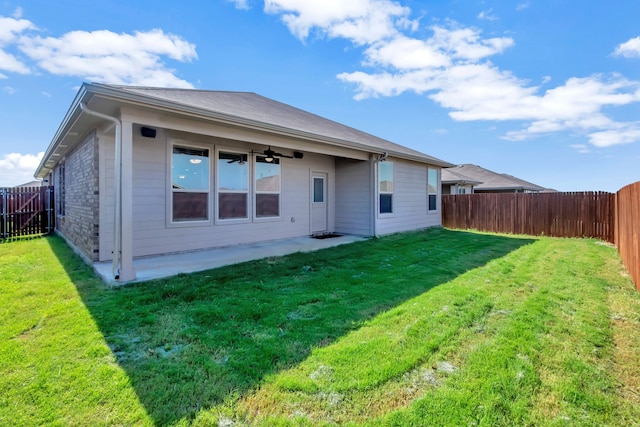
[99,125,338,260]
[335,157,372,236]
[375,157,442,236]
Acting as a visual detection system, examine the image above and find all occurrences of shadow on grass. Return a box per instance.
[48,228,534,425]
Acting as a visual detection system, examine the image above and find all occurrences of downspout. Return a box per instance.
[371,153,378,237]
[80,103,122,280]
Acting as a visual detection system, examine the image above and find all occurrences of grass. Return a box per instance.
[0,228,638,426]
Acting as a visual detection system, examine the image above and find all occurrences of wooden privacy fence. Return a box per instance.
[0,186,55,239]
[442,192,615,243]
[615,181,640,292]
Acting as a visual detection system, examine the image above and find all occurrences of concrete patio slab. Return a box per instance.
[93,234,366,285]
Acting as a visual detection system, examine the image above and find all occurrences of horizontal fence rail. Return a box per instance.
[442,192,616,243]
[615,181,640,292]
[0,186,55,240]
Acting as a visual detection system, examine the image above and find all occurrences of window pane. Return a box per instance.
[173,192,208,221]
[219,193,247,219]
[173,146,209,190]
[380,194,392,214]
[255,157,280,192]
[428,194,437,211]
[428,168,438,194]
[313,177,324,203]
[218,152,248,191]
[256,194,279,217]
[379,162,393,192]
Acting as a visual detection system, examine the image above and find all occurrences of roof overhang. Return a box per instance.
[36,83,453,178]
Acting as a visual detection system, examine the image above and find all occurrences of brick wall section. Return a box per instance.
[56,130,100,261]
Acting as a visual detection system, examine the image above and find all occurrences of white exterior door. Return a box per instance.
[311,172,328,234]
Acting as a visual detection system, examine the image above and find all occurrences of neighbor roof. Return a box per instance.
[35,83,453,178]
[446,164,547,192]
[441,168,483,185]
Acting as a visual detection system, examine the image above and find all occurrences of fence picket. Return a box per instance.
[442,192,615,243]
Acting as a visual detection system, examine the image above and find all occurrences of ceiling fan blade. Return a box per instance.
[227,154,247,164]
[274,152,293,158]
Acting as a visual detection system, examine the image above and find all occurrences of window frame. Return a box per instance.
[378,161,394,216]
[58,160,66,217]
[427,167,439,213]
[216,148,250,223]
[167,140,213,227]
[254,154,281,220]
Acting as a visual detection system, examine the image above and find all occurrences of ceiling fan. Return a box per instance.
[226,154,247,165]
[262,146,293,162]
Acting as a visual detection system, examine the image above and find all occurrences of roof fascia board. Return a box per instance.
[35,83,92,178]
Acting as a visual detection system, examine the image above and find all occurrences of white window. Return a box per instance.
[255,156,280,218]
[171,145,210,222]
[428,167,439,212]
[379,161,393,214]
[218,152,248,220]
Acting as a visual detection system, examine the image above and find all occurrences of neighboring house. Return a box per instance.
[444,164,548,194]
[441,169,482,194]
[35,83,453,282]
[15,180,43,188]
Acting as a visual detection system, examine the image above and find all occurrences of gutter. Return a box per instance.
[79,102,123,281]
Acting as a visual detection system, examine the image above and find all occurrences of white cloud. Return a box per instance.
[588,125,640,147]
[0,152,44,187]
[255,1,640,148]
[18,28,197,88]
[3,86,16,94]
[12,7,24,19]
[569,144,591,154]
[263,0,413,45]
[363,36,450,70]
[228,0,251,9]
[0,15,35,74]
[478,9,498,21]
[613,36,640,58]
[0,13,198,88]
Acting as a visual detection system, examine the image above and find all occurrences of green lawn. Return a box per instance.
[1,229,638,426]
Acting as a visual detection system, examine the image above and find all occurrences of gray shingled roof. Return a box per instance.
[100,84,452,167]
[445,164,547,192]
[441,168,483,185]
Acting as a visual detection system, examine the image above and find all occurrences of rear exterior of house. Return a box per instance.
[36,84,452,282]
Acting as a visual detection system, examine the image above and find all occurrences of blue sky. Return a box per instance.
[1,0,639,191]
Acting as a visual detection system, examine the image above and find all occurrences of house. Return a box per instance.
[444,164,548,194]
[16,180,43,188]
[34,83,453,282]
[441,168,482,194]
